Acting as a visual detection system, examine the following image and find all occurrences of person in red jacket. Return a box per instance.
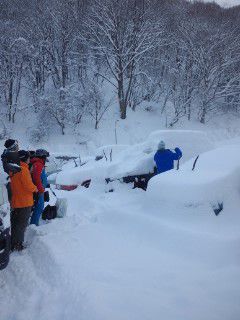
[30,149,49,226]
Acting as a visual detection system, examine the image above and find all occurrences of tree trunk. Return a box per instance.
[199,103,206,124]
[61,123,65,135]
[8,78,13,122]
[118,78,127,120]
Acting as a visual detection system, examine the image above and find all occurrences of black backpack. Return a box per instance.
[42,205,57,220]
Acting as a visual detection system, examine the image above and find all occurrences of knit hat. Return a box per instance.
[4,139,18,151]
[35,149,49,158]
[158,140,165,150]
[18,150,30,162]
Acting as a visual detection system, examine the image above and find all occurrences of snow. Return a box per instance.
[148,145,240,210]
[146,129,214,163]
[1,116,240,320]
[1,182,240,320]
[56,130,214,186]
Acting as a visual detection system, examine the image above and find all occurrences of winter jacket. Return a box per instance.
[154,148,182,174]
[1,149,21,175]
[30,158,48,193]
[10,161,37,209]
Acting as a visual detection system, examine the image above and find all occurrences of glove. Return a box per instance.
[33,192,39,203]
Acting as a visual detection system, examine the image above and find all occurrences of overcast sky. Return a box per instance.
[206,0,240,7]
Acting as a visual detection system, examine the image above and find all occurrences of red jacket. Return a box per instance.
[31,158,45,193]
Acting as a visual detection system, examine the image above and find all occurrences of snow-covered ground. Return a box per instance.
[1,177,240,320]
[1,111,240,320]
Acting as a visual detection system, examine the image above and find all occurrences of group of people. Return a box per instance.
[1,139,50,251]
[0,137,181,252]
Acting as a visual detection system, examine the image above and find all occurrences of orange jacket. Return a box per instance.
[10,161,37,209]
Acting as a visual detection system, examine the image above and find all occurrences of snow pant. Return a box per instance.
[11,207,32,247]
[30,193,44,226]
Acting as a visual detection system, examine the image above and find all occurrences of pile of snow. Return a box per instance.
[95,145,129,159]
[1,178,240,319]
[148,144,240,209]
[145,130,214,163]
[56,130,214,186]
[46,152,83,174]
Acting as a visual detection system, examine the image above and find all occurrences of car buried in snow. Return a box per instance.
[54,130,214,191]
[147,144,240,215]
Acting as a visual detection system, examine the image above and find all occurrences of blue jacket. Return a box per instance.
[154,148,182,174]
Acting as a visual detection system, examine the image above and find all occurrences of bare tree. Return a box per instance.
[84,0,163,119]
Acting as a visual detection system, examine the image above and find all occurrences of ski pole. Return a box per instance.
[49,186,57,198]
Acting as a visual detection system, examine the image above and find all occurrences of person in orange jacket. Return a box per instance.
[10,150,37,251]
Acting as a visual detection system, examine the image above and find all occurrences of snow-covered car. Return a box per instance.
[147,144,240,214]
[55,130,214,190]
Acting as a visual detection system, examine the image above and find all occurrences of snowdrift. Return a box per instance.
[147,144,240,208]
[56,130,214,187]
[146,129,214,163]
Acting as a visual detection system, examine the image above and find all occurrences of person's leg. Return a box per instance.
[30,194,44,226]
[10,209,18,249]
[11,208,32,249]
[18,207,32,244]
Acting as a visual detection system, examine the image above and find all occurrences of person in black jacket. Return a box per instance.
[1,139,21,174]
[1,139,21,202]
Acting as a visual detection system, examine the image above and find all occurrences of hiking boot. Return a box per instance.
[11,242,25,252]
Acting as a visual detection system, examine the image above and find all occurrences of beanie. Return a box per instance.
[4,139,18,150]
[18,150,30,162]
[158,140,165,150]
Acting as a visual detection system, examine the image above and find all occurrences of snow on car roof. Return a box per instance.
[56,130,214,186]
[148,144,240,207]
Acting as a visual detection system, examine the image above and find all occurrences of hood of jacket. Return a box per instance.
[31,157,45,166]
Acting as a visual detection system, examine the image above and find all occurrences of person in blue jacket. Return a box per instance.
[30,149,49,226]
[154,141,182,174]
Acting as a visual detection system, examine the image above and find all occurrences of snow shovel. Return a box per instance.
[177,159,180,170]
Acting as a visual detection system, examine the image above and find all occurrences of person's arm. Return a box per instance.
[21,167,37,193]
[41,169,48,188]
[32,163,45,193]
[171,148,182,160]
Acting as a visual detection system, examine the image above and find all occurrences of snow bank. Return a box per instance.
[145,129,214,162]
[148,144,240,207]
[56,130,214,186]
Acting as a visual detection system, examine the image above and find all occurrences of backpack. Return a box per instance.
[42,205,57,220]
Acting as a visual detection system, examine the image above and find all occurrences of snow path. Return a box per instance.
[1,184,240,320]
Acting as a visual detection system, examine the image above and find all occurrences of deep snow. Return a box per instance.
[1,180,240,320]
[148,144,240,210]
[1,111,240,320]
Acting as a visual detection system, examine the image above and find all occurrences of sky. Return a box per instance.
[208,0,240,7]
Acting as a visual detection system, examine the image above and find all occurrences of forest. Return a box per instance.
[0,0,239,138]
